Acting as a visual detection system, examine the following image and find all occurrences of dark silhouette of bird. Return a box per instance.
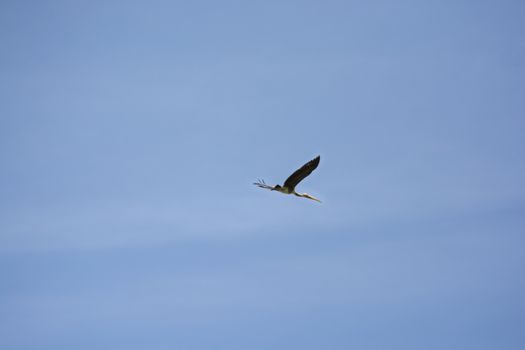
[254,155,321,202]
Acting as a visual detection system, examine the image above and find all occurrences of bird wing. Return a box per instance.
[283,155,320,191]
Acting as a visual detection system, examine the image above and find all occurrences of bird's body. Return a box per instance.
[254,155,322,202]
[274,185,291,194]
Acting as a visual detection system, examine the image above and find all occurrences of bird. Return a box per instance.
[254,155,322,202]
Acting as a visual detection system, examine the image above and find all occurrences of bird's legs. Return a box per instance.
[253,179,275,190]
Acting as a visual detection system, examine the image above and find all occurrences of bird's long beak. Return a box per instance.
[304,194,322,203]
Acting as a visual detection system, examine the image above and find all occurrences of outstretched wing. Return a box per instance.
[283,155,320,191]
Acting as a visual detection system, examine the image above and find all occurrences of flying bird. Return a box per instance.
[254,155,322,202]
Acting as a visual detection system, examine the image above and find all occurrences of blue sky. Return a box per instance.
[1,0,524,349]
